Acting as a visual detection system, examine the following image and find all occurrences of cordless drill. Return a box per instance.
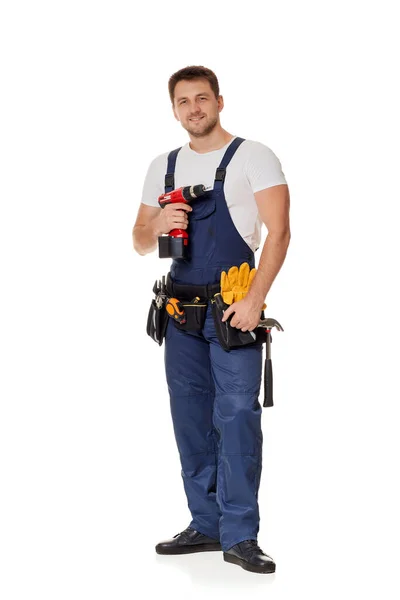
[157,185,206,259]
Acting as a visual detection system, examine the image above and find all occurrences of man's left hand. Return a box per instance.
[221,295,264,332]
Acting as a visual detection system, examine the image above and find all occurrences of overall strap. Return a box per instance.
[213,137,245,191]
[164,147,182,193]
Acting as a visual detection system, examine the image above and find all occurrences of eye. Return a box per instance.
[179,100,186,105]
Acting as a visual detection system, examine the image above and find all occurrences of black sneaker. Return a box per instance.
[155,526,221,555]
[223,539,276,573]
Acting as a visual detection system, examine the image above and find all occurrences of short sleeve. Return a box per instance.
[245,142,287,193]
[140,153,168,207]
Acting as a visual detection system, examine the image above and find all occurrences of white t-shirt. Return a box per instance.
[140,136,287,252]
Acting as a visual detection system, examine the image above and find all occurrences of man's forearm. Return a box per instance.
[132,219,160,255]
[247,230,291,306]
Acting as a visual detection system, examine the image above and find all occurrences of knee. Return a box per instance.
[213,394,263,455]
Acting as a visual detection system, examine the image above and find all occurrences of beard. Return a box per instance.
[184,114,219,138]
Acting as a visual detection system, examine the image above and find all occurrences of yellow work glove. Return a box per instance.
[220,262,266,309]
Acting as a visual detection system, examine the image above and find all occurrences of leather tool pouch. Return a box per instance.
[146,300,169,346]
[211,294,267,351]
[172,300,208,332]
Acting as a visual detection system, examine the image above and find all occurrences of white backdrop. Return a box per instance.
[1,1,399,598]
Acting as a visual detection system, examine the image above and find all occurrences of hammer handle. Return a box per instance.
[263,331,274,407]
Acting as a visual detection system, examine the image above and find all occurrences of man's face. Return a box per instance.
[172,79,223,138]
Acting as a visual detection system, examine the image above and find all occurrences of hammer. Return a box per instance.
[256,318,284,408]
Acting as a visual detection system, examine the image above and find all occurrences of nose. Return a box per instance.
[189,100,202,115]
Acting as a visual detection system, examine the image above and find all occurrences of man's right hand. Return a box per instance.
[154,202,192,235]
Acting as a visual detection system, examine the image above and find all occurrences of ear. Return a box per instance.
[217,95,224,113]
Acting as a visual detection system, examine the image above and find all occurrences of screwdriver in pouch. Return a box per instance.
[166,298,186,324]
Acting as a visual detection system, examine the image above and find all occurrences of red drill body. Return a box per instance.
[158,185,206,241]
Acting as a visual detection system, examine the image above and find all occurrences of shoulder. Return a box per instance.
[147,150,169,171]
[237,139,287,191]
[147,144,188,170]
[240,139,282,162]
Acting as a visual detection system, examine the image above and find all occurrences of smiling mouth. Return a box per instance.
[189,116,205,122]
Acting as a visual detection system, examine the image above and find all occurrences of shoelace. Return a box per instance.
[238,539,271,558]
[173,526,195,542]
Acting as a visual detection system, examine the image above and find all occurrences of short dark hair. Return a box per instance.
[168,66,220,104]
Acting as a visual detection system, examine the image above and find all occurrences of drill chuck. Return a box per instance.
[182,184,206,201]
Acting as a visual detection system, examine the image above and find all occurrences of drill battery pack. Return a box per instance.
[158,235,188,259]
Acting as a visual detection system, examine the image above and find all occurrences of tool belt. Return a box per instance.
[147,272,266,345]
[165,273,266,347]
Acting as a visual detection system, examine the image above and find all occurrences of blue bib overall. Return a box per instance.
[164,137,264,551]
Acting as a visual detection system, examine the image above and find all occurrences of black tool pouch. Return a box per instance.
[146,300,169,346]
[172,300,208,332]
[211,294,266,351]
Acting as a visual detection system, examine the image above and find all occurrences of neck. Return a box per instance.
[188,125,234,154]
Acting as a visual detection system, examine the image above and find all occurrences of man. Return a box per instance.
[132,66,290,574]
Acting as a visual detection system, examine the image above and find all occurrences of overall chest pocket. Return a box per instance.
[189,192,216,220]
[187,192,217,259]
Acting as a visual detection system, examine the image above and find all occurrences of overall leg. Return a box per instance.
[204,309,263,551]
[164,321,220,540]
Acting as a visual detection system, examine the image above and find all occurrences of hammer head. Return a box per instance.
[257,318,284,332]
